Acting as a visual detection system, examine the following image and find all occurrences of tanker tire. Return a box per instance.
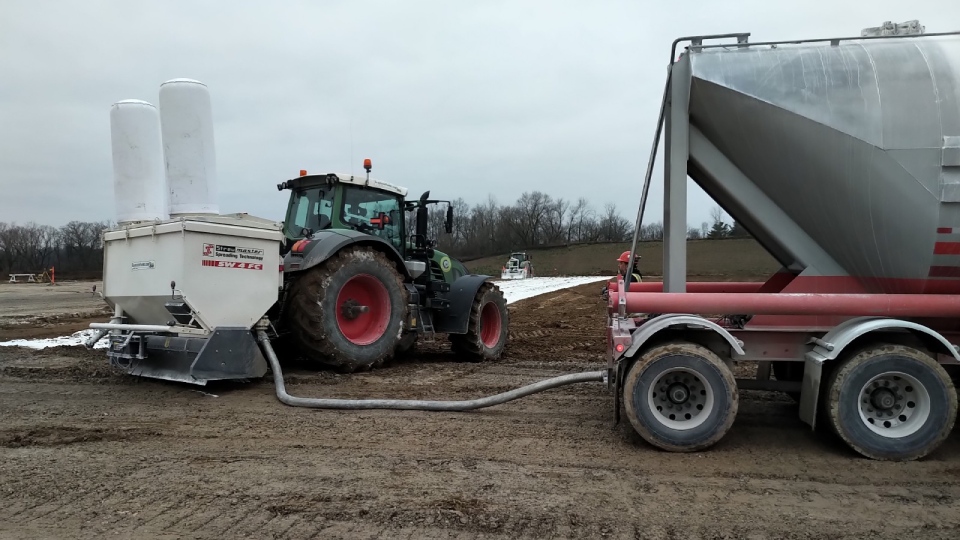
[450,283,509,361]
[287,246,407,373]
[623,342,738,452]
[825,344,956,461]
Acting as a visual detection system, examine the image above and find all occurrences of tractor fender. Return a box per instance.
[433,275,494,334]
[798,317,960,430]
[284,229,407,277]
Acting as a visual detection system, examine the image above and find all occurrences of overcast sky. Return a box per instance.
[1,1,956,229]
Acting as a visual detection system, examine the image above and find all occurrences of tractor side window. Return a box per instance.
[287,188,334,238]
[292,196,310,229]
[341,187,402,248]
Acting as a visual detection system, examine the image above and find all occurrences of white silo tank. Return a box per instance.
[109,100,168,224]
[159,78,219,216]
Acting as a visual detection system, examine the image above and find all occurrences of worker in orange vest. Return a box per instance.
[617,251,643,284]
[602,251,642,300]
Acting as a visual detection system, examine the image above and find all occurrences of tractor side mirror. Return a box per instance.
[445,205,453,234]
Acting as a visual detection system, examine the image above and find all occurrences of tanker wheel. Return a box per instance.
[623,342,738,452]
[287,246,407,372]
[824,344,956,461]
[450,282,509,361]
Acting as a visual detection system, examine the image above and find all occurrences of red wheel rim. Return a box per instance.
[335,274,391,346]
[479,301,502,348]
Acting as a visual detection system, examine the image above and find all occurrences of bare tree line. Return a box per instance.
[0,221,111,278]
[413,192,634,259]
[417,192,749,259]
[1,195,748,278]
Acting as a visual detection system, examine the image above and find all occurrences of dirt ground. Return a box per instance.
[0,281,109,341]
[3,282,960,539]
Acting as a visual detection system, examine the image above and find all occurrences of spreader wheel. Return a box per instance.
[623,342,738,452]
[287,246,407,372]
[451,282,509,361]
[824,344,956,461]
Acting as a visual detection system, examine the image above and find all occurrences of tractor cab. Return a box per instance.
[279,171,407,254]
[277,167,467,285]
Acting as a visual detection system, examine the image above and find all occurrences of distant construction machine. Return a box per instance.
[500,252,534,280]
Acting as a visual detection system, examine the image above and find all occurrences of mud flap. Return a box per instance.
[798,357,824,430]
[613,360,626,427]
[613,372,621,427]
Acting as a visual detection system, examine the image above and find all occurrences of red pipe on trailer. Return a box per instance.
[610,292,960,318]
[607,281,762,293]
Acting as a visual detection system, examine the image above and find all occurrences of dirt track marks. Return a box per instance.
[0,424,162,448]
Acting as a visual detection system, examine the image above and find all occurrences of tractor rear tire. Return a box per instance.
[450,282,508,361]
[287,246,407,372]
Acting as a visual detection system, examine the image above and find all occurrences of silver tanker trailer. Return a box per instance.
[608,24,960,461]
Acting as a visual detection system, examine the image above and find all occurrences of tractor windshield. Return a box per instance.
[286,187,335,239]
[341,186,403,249]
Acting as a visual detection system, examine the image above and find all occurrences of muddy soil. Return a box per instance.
[3,283,960,539]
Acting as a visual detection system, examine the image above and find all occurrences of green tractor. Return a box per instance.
[271,164,509,372]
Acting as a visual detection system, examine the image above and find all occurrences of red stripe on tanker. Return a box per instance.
[934,242,960,255]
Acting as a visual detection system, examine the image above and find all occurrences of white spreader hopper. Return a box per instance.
[95,214,284,383]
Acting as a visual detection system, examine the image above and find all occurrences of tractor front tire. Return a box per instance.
[450,282,508,361]
[287,246,407,372]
